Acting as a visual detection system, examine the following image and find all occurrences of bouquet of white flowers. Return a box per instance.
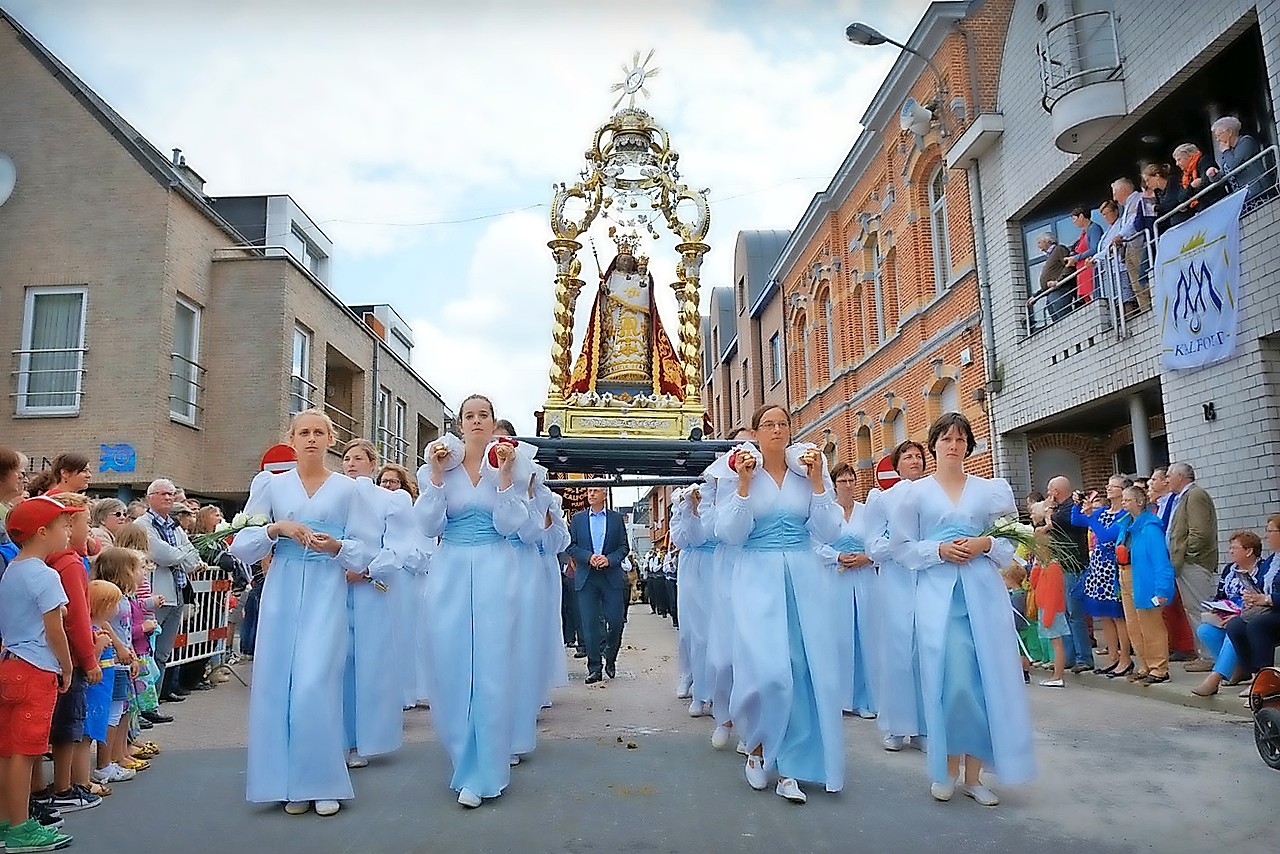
[981,516,1081,572]
[190,513,269,554]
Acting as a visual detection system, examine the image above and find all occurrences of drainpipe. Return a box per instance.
[966,159,1002,477]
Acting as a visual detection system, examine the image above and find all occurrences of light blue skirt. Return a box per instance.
[938,584,995,777]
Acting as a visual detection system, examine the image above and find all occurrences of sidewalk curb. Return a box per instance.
[1053,667,1251,718]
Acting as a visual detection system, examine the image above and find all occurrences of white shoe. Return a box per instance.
[856,709,878,720]
[457,788,482,809]
[930,778,956,802]
[744,754,769,790]
[284,801,311,815]
[910,736,928,753]
[509,754,521,766]
[711,724,731,749]
[676,677,693,699]
[1039,678,1065,688]
[315,800,341,816]
[101,763,135,782]
[346,753,369,768]
[688,700,708,717]
[735,739,749,756]
[882,735,906,752]
[959,783,999,806]
[775,777,806,803]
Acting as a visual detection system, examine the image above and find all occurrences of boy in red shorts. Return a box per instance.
[0,496,80,852]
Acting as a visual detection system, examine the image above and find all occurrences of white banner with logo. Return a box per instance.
[1154,187,1248,370]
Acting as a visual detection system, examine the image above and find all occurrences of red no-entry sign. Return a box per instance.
[261,444,297,474]
[875,455,900,489]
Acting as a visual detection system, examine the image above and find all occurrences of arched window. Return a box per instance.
[795,317,809,395]
[929,167,950,294]
[940,378,960,415]
[885,409,907,448]
[871,236,886,342]
[824,296,836,380]
[855,425,873,464]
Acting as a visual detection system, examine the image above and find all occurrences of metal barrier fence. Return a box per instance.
[167,575,232,668]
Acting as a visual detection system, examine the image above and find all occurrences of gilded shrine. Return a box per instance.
[541,52,711,440]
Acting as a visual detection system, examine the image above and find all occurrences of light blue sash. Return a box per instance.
[688,539,719,553]
[832,534,866,554]
[441,506,503,546]
[743,512,809,552]
[274,520,345,560]
[930,522,981,542]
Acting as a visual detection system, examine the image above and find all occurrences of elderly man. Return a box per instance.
[135,478,203,702]
[1103,177,1151,312]
[1036,232,1073,323]
[1046,476,1094,673]
[1165,462,1220,670]
[1206,116,1267,203]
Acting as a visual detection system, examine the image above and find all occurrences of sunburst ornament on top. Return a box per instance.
[611,49,660,110]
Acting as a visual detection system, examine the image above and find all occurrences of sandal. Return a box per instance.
[89,781,112,797]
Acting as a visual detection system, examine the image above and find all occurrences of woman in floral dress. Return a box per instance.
[1070,475,1134,677]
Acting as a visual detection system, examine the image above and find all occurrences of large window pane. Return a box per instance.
[170,299,200,423]
[21,289,86,413]
[291,325,312,414]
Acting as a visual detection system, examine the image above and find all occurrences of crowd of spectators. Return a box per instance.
[0,446,254,851]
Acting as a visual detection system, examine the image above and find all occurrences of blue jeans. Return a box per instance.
[239,584,261,657]
[1060,572,1094,668]
[1196,623,1238,678]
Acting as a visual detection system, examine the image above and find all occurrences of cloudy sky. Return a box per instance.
[6,0,931,434]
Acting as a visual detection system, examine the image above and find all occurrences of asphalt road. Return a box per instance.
[61,607,1276,854]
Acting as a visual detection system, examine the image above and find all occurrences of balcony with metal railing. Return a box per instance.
[1037,10,1126,153]
[169,352,206,427]
[11,346,87,416]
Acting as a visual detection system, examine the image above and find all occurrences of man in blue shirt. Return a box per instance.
[567,488,629,684]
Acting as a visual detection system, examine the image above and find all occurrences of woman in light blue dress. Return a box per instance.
[229,409,378,817]
[536,490,571,706]
[670,484,715,716]
[867,441,929,752]
[716,405,843,804]
[414,394,529,808]
[816,462,881,719]
[890,413,1035,807]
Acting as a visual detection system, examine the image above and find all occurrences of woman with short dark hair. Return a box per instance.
[48,452,92,494]
[890,413,1034,806]
[1192,529,1267,696]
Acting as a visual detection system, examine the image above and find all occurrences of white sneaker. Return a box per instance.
[856,709,878,720]
[744,754,769,790]
[346,753,369,768]
[457,788,482,809]
[882,735,906,752]
[676,677,693,699]
[910,736,928,753]
[775,777,806,803]
[711,724,731,749]
[1039,678,1065,688]
[688,700,708,717]
[930,778,956,801]
[509,754,521,767]
[315,800,341,816]
[284,801,311,815]
[959,782,1000,806]
[102,763,135,783]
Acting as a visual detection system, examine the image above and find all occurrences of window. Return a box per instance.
[170,298,202,424]
[941,379,960,414]
[393,398,408,465]
[290,325,313,414]
[770,333,783,385]
[733,380,741,418]
[736,276,745,306]
[929,167,950,294]
[18,287,87,415]
[376,387,390,459]
[824,296,836,378]
[741,359,749,397]
[871,237,886,343]
[886,409,907,447]
[797,319,810,393]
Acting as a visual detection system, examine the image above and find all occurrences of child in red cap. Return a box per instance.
[0,496,81,851]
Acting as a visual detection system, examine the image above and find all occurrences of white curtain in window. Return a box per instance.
[291,327,311,414]
[941,379,960,414]
[26,291,85,410]
[170,301,199,421]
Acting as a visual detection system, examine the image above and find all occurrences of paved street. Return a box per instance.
[70,607,1274,854]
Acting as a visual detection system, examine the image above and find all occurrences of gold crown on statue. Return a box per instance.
[608,227,640,255]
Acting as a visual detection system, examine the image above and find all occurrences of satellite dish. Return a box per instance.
[899,98,934,136]
[0,154,15,208]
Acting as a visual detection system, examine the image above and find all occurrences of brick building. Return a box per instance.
[768,0,1015,497]
[0,10,449,502]
[969,0,1280,541]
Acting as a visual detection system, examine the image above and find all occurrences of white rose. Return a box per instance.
[248,514,269,527]
[214,521,232,532]
[231,513,248,527]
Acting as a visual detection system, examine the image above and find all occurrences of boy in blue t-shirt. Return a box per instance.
[0,496,82,852]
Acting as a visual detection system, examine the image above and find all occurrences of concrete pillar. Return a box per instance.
[1129,394,1153,476]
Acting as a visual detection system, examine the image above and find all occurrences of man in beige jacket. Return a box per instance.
[1165,462,1219,669]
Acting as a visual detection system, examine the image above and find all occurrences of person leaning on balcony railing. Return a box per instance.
[1103,177,1151,312]
[1171,142,1220,219]
[1035,232,1073,323]
[1064,206,1103,303]
[1141,162,1179,225]
[1096,198,1138,316]
[1206,116,1266,203]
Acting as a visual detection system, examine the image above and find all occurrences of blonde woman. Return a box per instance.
[378,463,432,709]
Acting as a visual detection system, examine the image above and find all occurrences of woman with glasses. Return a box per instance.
[377,463,432,710]
[890,413,1034,807]
[88,498,130,548]
[715,405,842,805]
[817,462,880,720]
[1192,526,1272,696]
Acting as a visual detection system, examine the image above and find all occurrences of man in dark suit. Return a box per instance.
[567,487,629,683]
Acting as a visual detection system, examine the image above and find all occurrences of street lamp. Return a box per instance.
[846,21,951,134]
